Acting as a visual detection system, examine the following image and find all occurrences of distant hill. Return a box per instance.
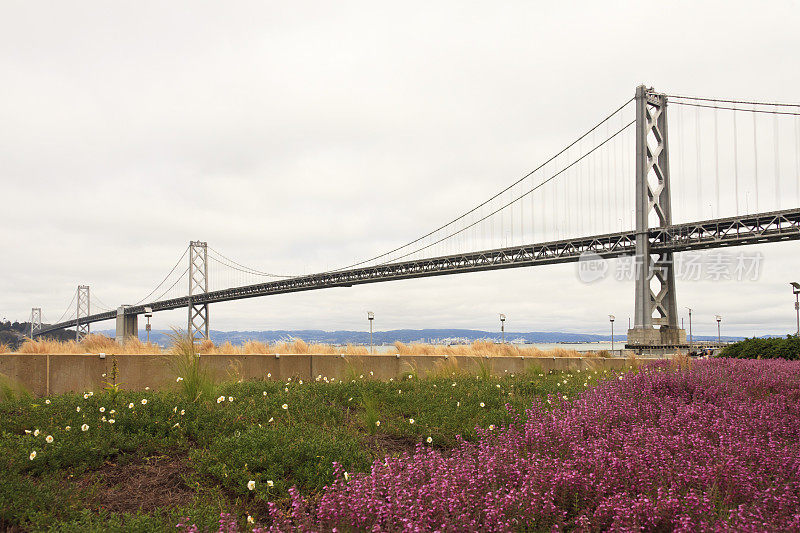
[94,328,747,347]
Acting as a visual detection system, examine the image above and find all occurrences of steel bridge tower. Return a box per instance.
[188,241,209,342]
[626,85,687,348]
[30,308,41,338]
[76,285,90,342]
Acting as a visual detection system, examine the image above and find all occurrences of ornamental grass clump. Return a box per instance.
[267,359,800,531]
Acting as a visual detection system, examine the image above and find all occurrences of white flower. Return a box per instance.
[247,480,256,491]
[267,480,274,487]
[172,422,179,428]
[65,426,70,431]
[456,401,460,407]
[99,407,105,413]
[45,435,53,443]
[375,420,380,427]
[173,407,177,413]
[83,393,89,399]
[29,451,36,460]
[359,374,363,379]
[284,387,288,392]
[426,436,433,443]
[282,403,288,410]
[369,371,373,376]
[480,402,485,408]
[140,399,147,405]
[298,380,303,385]
[109,419,115,424]
[496,384,501,389]
[267,373,271,378]
[344,472,350,481]
[562,395,568,401]
[263,391,267,396]
[488,425,495,431]
[45,399,51,404]
[398,389,402,394]
[110,410,115,414]
[33,429,40,437]
[268,417,274,423]
[452,382,456,387]
[176,377,184,382]
[101,373,106,378]
[348,397,352,402]
[217,396,225,403]
[25,430,30,434]
[180,409,185,415]
[247,515,254,525]
[128,403,134,409]
[408,374,413,379]
[88,391,94,396]
[145,387,149,391]
[101,416,106,422]
[619,375,624,380]
[409,418,415,424]
[228,396,233,402]
[81,424,89,432]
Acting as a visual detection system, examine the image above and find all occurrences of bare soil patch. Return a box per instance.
[75,453,195,513]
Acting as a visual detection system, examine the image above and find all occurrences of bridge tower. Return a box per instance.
[188,241,209,342]
[76,285,90,342]
[30,308,41,338]
[627,86,687,349]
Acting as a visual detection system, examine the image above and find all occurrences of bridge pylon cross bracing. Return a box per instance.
[627,85,686,348]
[29,308,41,338]
[188,240,210,342]
[76,285,91,342]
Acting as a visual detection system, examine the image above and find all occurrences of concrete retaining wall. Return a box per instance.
[0,353,644,397]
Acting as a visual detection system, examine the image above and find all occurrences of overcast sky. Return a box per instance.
[2,1,800,337]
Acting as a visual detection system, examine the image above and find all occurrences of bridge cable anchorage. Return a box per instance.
[133,245,190,306]
[327,97,636,272]
[374,120,635,264]
[207,247,297,279]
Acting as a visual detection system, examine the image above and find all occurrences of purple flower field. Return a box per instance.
[266,359,800,531]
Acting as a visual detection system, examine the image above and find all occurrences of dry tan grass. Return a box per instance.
[0,343,10,354]
[12,334,589,358]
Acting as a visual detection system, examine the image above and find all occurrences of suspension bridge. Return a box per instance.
[29,85,800,350]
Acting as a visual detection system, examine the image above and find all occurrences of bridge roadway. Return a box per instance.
[36,207,800,336]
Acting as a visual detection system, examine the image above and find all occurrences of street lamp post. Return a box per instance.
[791,283,800,336]
[144,307,153,344]
[367,311,374,354]
[609,315,615,352]
[499,314,506,344]
[685,307,693,346]
[715,314,722,344]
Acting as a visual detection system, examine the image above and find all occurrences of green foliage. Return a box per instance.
[0,367,615,531]
[0,372,31,402]
[166,331,217,403]
[719,335,800,360]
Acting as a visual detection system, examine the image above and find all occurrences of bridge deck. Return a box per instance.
[36,208,800,336]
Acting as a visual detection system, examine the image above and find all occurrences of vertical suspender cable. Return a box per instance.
[677,105,685,221]
[714,106,720,218]
[695,106,702,219]
[753,108,760,212]
[733,109,740,216]
[774,108,781,210]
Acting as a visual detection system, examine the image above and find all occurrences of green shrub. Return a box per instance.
[719,335,800,360]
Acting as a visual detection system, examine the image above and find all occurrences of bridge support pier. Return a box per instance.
[115,306,138,343]
[627,85,686,351]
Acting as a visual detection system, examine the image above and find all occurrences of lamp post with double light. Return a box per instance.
[609,315,615,352]
[367,311,374,354]
[791,283,800,336]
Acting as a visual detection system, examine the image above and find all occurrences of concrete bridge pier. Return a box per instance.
[115,306,138,343]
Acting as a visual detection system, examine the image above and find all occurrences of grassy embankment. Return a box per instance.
[0,336,611,532]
